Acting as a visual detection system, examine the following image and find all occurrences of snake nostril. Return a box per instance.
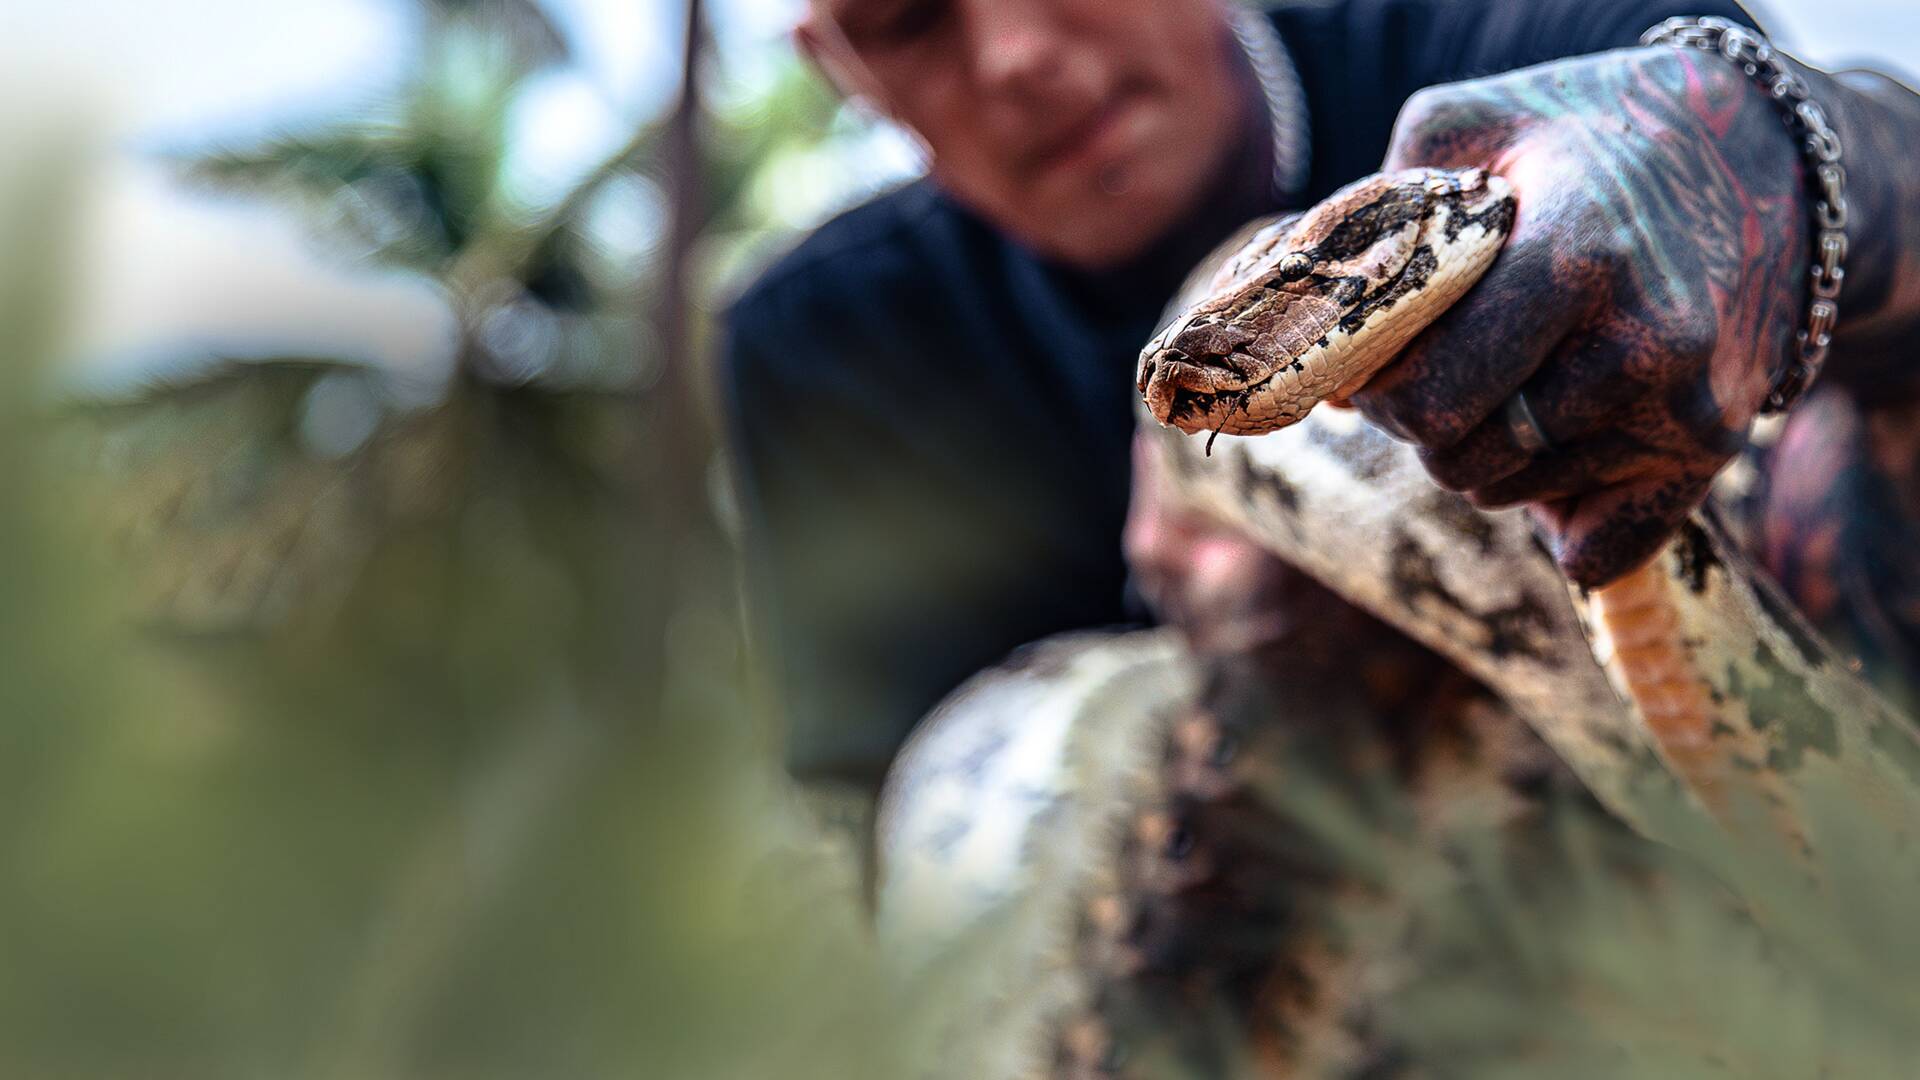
[1141,348,1184,381]
[1171,323,1253,367]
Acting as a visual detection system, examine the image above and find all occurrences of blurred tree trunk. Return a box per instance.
[634,0,726,716]
[659,0,706,387]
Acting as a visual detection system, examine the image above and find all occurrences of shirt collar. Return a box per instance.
[1229,4,1311,205]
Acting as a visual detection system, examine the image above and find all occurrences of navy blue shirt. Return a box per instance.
[722,0,1758,786]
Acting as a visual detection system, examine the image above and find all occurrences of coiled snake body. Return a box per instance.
[875,170,1920,1077]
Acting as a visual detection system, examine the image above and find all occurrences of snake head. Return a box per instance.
[1138,168,1515,438]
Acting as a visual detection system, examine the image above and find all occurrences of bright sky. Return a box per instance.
[20,0,1919,390]
[18,0,1916,146]
[16,0,800,146]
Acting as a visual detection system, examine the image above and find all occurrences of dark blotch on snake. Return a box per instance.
[1308,189,1427,263]
[1308,421,1398,481]
[1234,451,1304,530]
[1338,245,1439,335]
[1747,637,1840,771]
[1670,521,1719,594]
[1423,491,1499,554]
[1388,530,1558,666]
[1443,193,1517,243]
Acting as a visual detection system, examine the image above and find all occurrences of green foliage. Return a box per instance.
[1264,753,1920,1078]
[1,5,940,1079]
[187,8,563,274]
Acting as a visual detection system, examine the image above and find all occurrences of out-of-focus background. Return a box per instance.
[24,0,1920,417]
[7,3,928,1077]
[1,1,1916,1077]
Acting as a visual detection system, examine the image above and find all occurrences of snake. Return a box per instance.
[873,169,1920,1077]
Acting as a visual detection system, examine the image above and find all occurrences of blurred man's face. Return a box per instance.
[800,0,1247,268]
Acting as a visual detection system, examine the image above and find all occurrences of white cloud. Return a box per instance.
[13,0,418,146]
[500,68,630,210]
[536,0,683,120]
[1763,0,1920,75]
[64,161,460,402]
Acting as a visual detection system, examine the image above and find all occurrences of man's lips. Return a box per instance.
[1026,90,1147,178]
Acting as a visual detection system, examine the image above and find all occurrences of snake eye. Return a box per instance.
[1275,252,1313,283]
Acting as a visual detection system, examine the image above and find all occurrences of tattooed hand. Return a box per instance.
[1348,48,1807,587]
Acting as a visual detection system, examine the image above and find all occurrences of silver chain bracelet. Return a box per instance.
[1643,16,1847,414]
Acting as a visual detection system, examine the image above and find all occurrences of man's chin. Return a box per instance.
[1010,188,1190,269]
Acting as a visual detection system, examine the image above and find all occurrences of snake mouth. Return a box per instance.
[1136,279,1356,437]
[1138,341,1261,434]
[1137,305,1275,433]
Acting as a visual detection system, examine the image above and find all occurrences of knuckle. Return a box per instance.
[1558,491,1700,588]
[1464,487,1523,511]
[1346,388,1408,441]
[1394,86,1455,133]
[1557,528,1649,590]
[1667,308,1721,363]
[1560,550,1615,591]
[1398,408,1473,450]
[1588,229,1636,279]
[1420,458,1474,494]
[1664,377,1744,452]
[1386,86,1473,163]
[1352,398,1420,446]
[1678,400,1730,443]
[1354,356,1488,450]
[1417,443,1491,493]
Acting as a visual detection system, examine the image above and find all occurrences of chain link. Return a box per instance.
[1643,16,1848,413]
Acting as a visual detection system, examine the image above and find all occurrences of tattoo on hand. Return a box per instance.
[1355,49,1812,586]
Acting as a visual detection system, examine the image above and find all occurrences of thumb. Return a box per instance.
[1382,85,1528,172]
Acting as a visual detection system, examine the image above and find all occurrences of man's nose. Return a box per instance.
[965,0,1067,96]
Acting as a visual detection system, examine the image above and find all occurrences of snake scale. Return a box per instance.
[874,169,1920,1077]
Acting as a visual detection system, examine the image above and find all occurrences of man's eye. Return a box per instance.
[849,0,951,49]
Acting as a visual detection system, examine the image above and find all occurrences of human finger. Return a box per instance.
[1531,470,1719,589]
[1417,330,1659,495]
[1350,226,1598,451]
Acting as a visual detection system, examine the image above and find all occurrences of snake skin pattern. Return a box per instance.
[873,170,1920,1077]
[1138,169,1514,440]
[1137,167,1920,863]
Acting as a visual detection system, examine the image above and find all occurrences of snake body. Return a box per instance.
[1135,168,1920,851]
[874,169,1920,1076]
